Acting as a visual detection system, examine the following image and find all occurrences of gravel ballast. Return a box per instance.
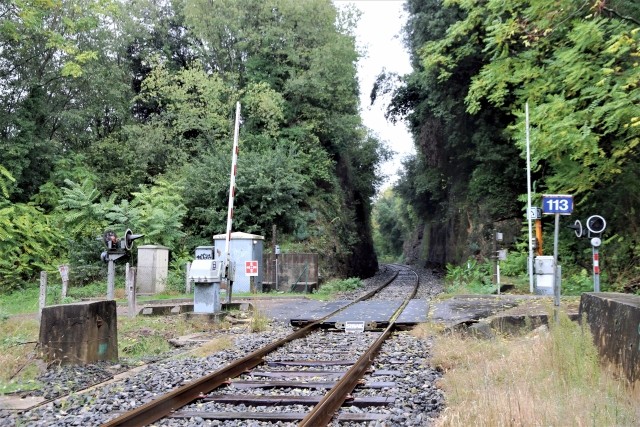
[1,265,446,426]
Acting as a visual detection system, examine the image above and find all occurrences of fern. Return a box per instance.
[0,203,64,291]
[0,165,16,199]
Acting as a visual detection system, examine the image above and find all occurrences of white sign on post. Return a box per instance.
[528,207,542,220]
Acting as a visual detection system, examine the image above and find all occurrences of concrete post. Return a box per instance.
[185,262,191,294]
[59,264,69,298]
[126,263,137,318]
[38,271,47,321]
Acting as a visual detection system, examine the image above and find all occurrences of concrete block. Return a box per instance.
[579,292,640,388]
[467,321,495,339]
[38,301,118,365]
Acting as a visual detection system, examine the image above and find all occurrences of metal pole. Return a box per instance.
[553,213,560,307]
[554,265,561,323]
[525,102,534,293]
[224,102,241,300]
[107,259,115,300]
[593,247,600,292]
[38,271,47,321]
[493,232,498,286]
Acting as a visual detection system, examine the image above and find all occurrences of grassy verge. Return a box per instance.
[0,313,239,394]
[0,282,315,318]
[117,315,230,360]
[0,317,41,394]
[413,312,637,426]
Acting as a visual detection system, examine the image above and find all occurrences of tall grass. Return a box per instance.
[250,309,269,332]
[419,313,637,426]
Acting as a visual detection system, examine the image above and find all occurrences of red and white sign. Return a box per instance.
[245,260,259,276]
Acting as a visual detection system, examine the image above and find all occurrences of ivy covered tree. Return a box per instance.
[389,0,640,287]
[382,0,524,266]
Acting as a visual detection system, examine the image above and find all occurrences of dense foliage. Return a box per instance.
[0,0,385,291]
[381,0,639,289]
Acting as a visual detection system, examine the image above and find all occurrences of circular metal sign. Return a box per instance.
[586,215,607,234]
[573,220,583,238]
[590,237,602,247]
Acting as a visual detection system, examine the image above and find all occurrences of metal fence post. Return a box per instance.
[107,259,115,300]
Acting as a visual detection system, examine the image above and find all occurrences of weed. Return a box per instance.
[189,336,234,358]
[310,277,362,300]
[0,287,41,315]
[431,311,637,426]
[250,310,269,333]
[499,250,528,277]
[120,334,172,359]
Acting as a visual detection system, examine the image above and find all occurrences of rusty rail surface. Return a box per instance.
[101,265,412,427]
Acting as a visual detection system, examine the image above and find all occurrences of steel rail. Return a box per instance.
[299,265,419,426]
[101,267,401,427]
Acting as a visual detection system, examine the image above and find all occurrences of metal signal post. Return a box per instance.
[586,215,606,292]
[542,194,573,307]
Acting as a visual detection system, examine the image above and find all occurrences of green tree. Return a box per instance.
[396,0,640,285]
[422,0,640,197]
[373,189,414,261]
[129,179,187,249]
[0,0,121,201]
[181,0,383,277]
[385,0,523,266]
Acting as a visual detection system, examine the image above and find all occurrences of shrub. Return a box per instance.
[500,250,528,277]
[445,259,494,294]
[314,277,362,297]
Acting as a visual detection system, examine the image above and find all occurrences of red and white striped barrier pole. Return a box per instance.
[592,247,600,292]
[224,102,241,301]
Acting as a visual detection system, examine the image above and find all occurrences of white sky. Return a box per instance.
[335,0,414,187]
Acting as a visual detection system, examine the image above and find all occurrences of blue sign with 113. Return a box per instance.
[542,194,573,215]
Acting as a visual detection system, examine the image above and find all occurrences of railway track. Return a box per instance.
[102,265,422,426]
